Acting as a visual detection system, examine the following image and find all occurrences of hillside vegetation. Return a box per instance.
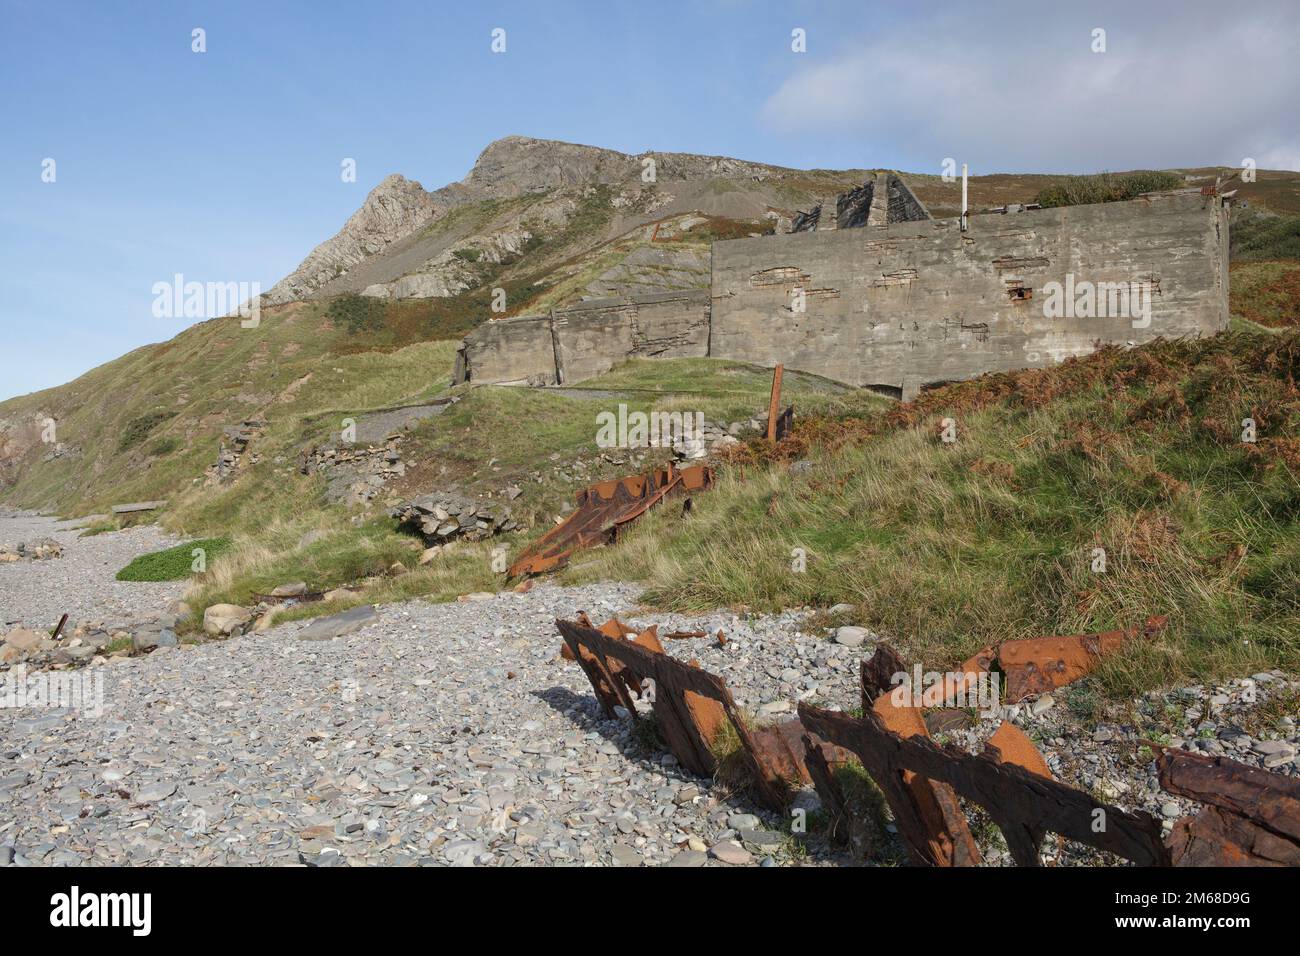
[574,330,1300,698]
[4,145,1300,700]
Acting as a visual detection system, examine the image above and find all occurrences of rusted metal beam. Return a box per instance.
[557,616,839,810]
[766,364,784,442]
[774,405,794,441]
[510,463,713,576]
[962,616,1167,703]
[865,684,983,866]
[1155,747,1300,864]
[1168,805,1300,866]
[798,702,1171,866]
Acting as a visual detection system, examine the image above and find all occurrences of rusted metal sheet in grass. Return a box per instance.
[510,463,714,576]
[994,615,1168,702]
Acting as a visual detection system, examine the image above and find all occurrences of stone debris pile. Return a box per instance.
[207,419,266,484]
[0,603,189,668]
[301,434,410,507]
[0,536,63,562]
[390,491,517,545]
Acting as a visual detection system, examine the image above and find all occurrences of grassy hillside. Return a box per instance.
[570,330,1300,698]
[175,356,882,611]
[0,302,458,514]
[4,156,1299,700]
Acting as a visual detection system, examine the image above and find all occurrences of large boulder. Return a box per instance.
[203,604,253,637]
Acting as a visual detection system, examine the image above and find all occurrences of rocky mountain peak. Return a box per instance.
[264,174,443,305]
[460,136,641,199]
[264,136,792,306]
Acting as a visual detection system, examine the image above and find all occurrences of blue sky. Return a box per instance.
[2,0,1297,400]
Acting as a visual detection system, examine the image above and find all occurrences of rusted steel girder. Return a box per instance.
[510,463,714,576]
[1156,747,1300,866]
[798,701,1171,866]
[556,616,842,810]
[955,616,1168,703]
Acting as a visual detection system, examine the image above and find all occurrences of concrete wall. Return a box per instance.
[710,191,1228,398]
[454,191,1229,397]
[454,313,556,386]
[453,290,710,386]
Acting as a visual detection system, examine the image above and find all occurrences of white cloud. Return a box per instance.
[761,1,1300,173]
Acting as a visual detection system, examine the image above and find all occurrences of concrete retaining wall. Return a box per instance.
[454,191,1229,397]
[454,290,710,386]
[711,190,1228,398]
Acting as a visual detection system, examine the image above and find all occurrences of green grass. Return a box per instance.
[116,537,232,581]
[112,352,868,626]
[1230,260,1300,328]
[1231,208,1300,261]
[569,330,1300,699]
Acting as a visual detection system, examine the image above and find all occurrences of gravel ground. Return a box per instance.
[1,515,1295,868]
[0,512,185,631]
[0,581,859,867]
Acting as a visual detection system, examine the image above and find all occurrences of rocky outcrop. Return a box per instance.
[0,413,52,490]
[360,225,536,300]
[585,245,710,298]
[455,135,780,201]
[263,174,444,305]
[263,137,793,306]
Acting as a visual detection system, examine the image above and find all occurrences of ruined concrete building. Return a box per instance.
[453,171,1229,399]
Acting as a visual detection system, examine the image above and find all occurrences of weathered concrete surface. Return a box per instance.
[454,290,709,386]
[554,291,710,383]
[711,190,1228,398]
[454,313,557,387]
[454,191,1229,397]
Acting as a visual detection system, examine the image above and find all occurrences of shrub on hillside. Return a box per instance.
[118,410,175,451]
[115,537,231,581]
[1036,171,1184,208]
[326,293,385,334]
[1231,208,1300,261]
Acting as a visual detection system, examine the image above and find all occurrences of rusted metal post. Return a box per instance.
[766,364,784,442]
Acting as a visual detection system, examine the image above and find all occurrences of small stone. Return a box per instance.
[709,841,752,865]
[666,849,707,867]
[834,626,869,648]
[728,813,761,831]
[611,844,642,867]
[134,782,177,803]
